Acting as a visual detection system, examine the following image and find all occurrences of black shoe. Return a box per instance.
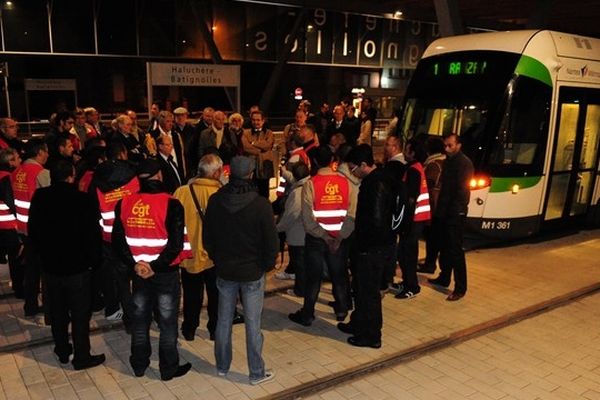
[446,292,465,301]
[24,305,43,317]
[335,313,347,322]
[134,369,145,377]
[347,336,381,349]
[337,322,354,335]
[162,362,192,381]
[54,345,72,364]
[181,329,195,341]
[232,313,244,325]
[73,354,106,371]
[417,262,436,274]
[288,310,313,327]
[427,277,450,288]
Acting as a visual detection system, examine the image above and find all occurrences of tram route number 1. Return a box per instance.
[481,220,511,230]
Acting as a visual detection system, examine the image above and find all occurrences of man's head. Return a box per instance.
[136,158,162,181]
[229,156,255,180]
[294,109,307,126]
[116,115,133,134]
[50,159,75,184]
[56,111,75,133]
[173,107,188,126]
[202,107,215,126]
[157,134,174,157]
[405,138,427,163]
[213,111,226,130]
[362,97,372,109]
[313,145,334,170]
[197,153,223,179]
[346,144,375,179]
[0,118,18,139]
[84,107,99,124]
[444,134,462,157]
[248,105,260,117]
[158,111,174,132]
[333,105,345,122]
[57,136,74,158]
[384,135,403,161]
[0,148,21,170]
[126,110,138,126]
[25,138,49,165]
[320,102,329,114]
[150,102,161,118]
[251,110,265,131]
[74,108,86,127]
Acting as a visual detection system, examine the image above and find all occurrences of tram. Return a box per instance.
[398,30,600,243]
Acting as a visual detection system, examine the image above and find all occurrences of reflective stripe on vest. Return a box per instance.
[311,174,350,237]
[11,163,44,235]
[97,177,140,242]
[0,172,16,229]
[120,193,192,266]
[404,162,431,222]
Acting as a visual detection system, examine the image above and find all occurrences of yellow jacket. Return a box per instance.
[173,178,222,273]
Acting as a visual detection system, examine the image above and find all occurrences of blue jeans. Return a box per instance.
[130,271,181,380]
[215,275,265,380]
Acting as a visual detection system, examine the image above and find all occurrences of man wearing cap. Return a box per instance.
[112,158,193,381]
[173,107,198,178]
[203,155,278,385]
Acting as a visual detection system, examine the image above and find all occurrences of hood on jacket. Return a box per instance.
[218,178,259,214]
[94,159,137,192]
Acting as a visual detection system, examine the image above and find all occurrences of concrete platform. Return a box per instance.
[0,229,599,399]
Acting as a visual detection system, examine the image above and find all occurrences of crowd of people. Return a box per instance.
[0,98,473,384]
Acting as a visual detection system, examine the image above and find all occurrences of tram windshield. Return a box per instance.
[400,51,551,176]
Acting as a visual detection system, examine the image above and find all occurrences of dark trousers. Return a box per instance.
[181,267,218,335]
[45,270,92,363]
[439,216,467,294]
[301,234,350,319]
[350,245,395,342]
[398,221,425,291]
[255,178,270,199]
[381,241,398,290]
[130,270,181,380]
[22,235,43,314]
[2,243,23,296]
[288,245,305,297]
[92,243,122,317]
[424,217,442,266]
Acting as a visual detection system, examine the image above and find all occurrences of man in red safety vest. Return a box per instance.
[393,138,431,300]
[11,139,50,317]
[0,148,22,298]
[289,145,356,326]
[112,158,192,381]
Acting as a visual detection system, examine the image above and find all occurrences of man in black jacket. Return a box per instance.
[28,160,105,370]
[337,144,400,349]
[112,159,192,381]
[428,134,474,301]
[203,156,278,385]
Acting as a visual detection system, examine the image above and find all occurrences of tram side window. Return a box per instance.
[491,76,551,172]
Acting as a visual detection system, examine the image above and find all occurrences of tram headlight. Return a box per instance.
[469,175,491,190]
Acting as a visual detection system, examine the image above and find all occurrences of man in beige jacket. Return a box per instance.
[173,154,224,341]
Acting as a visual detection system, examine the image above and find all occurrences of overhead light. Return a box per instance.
[211,25,217,31]
[394,10,403,19]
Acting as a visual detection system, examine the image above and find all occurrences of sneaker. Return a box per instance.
[388,283,404,295]
[217,370,227,377]
[395,288,420,299]
[106,308,123,321]
[274,272,295,280]
[250,370,275,385]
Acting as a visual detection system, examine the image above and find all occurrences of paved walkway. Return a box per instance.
[0,229,598,399]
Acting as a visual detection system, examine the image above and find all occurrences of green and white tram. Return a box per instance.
[399,30,600,244]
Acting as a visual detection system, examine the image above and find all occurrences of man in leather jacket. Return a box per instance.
[337,144,402,349]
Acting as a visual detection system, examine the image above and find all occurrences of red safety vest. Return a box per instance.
[78,170,94,193]
[96,177,140,243]
[276,147,311,197]
[404,162,431,222]
[120,192,192,266]
[11,162,44,235]
[311,174,349,238]
[0,171,17,231]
